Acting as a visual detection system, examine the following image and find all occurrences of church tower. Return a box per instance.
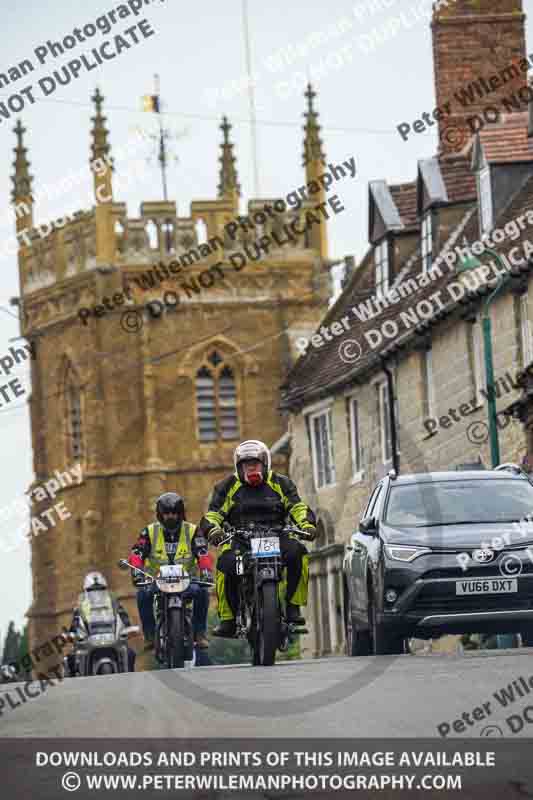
[15,86,332,657]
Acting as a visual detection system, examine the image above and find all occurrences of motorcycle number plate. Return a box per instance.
[250,536,281,558]
[168,596,182,607]
[160,564,184,579]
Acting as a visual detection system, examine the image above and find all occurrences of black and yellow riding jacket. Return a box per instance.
[198,471,316,535]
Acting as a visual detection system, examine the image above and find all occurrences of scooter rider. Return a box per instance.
[66,571,136,674]
[128,492,213,650]
[198,440,317,638]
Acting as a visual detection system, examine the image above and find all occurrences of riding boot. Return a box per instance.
[286,603,305,624]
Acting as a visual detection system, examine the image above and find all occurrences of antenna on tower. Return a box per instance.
[242,0,260,197]
[142,74,175,201]
[141,75,187,251]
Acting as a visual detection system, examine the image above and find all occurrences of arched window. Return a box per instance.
[161,220,174,253]
[195,218,208,245]
[66,370,84,461]
[195,352,239,442]
[145,220,158,249]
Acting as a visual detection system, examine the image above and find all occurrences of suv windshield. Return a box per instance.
[384,479,533,527]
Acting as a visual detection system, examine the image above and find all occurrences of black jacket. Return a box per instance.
[198,471,316,535]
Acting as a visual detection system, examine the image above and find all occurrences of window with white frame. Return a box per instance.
[309,408,336,489]
[422,348,436,418]
[519,293,533,368]
[471,320,485,405]
[375,239,389,297]
[478,168,493,234]
[346,396,362,479]
[377,381,399,465]
[421,212,433,273]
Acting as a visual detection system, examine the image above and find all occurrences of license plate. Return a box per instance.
[250,536,280,558]
[456,578,518,595]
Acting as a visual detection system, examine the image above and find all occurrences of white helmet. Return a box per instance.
[234,440,271,481]
[83,571,108,592]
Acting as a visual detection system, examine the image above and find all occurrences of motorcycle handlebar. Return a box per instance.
[217,526,312,545]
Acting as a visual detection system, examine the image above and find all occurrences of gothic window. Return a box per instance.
[195,352,239,442]
[66,371,84,461]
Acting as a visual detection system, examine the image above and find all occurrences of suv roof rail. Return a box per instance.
[494,463,525,475]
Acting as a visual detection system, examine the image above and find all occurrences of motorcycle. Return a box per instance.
[218,524,313,667]
[118,558,213,669]
[0,664,17,683]
[63,588,139,677]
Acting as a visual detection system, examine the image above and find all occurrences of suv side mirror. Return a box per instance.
[359,516,378,535]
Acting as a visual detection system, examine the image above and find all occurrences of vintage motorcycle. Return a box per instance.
[219,524,313,667]
[118,558,213,669]
[64,588,139,676]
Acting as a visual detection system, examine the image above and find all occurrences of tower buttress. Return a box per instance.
[217,116,240,213]
[302,84,328,259]
[90,87,115,264]
[11,119,33,235]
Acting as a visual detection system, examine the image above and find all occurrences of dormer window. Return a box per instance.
[478,167,493,234]
[421,212,433,273]
[375,239,389,298]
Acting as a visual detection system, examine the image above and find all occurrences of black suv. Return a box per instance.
[342,467,533,655]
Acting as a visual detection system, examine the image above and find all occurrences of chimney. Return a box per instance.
[432,0,526,156]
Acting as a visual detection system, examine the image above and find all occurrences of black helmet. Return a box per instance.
[156,492,185,533]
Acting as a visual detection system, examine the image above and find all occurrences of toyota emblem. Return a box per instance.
[473,549,495,563]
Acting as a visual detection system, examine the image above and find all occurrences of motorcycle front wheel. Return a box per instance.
[167,607,185,669]
[254,582,279,667]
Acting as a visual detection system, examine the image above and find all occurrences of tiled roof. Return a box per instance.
[281,174,533,411]
[438,154,477,202]
[389,182,418,229]
[477,112,533,164]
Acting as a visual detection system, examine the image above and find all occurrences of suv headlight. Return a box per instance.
[385,544,431,562]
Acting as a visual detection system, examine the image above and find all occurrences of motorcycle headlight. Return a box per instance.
[385,545,431,563]
[89,633,115,645]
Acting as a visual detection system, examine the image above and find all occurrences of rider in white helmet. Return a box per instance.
[198,439,317,637]
[66,571,136,674]
[83,571,108,592]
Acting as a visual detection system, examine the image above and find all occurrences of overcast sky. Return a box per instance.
[1,0,532,641]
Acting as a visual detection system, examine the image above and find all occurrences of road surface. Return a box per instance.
[2,649,533,738]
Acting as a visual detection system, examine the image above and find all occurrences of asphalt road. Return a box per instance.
[2,648,533,739]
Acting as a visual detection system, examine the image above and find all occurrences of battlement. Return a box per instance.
[19,196,316,298]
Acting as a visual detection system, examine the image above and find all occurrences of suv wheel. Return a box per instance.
[344,583,371,656]
[345,612,371,657]
[368,586,405,656]
[521,627,533,647]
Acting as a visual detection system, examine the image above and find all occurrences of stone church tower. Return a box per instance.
[13,85,332,654]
